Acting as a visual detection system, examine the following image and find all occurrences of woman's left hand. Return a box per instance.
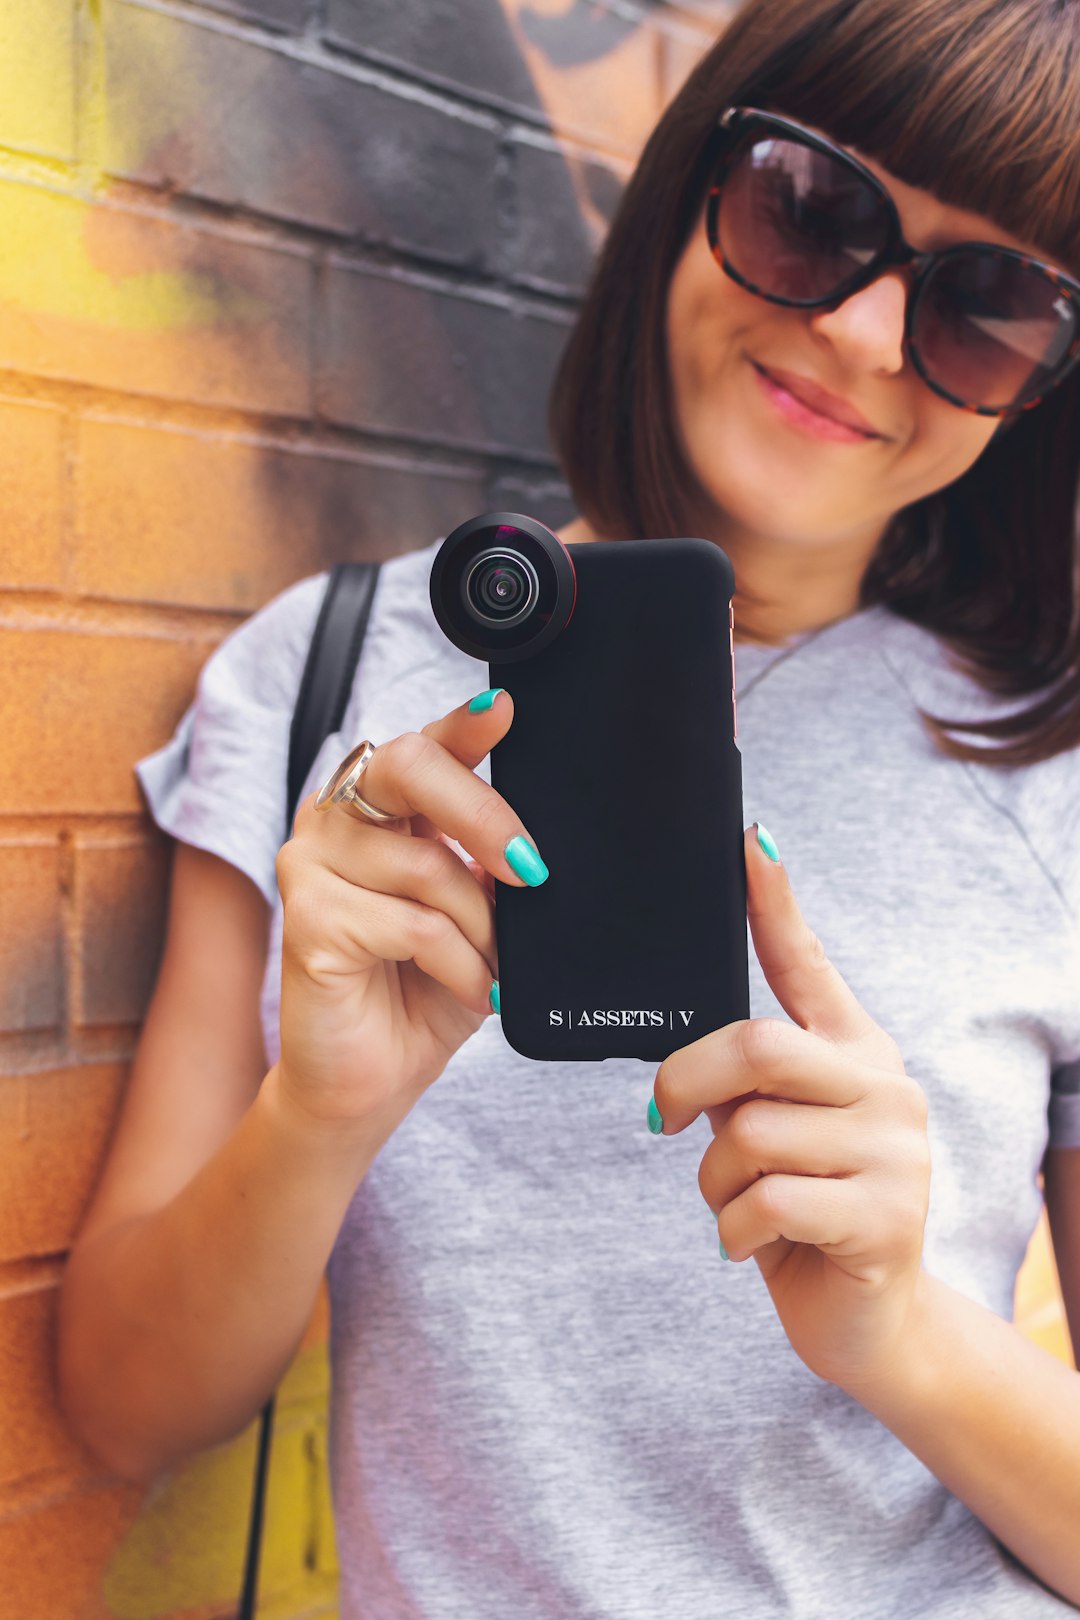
[651,824,933,1397]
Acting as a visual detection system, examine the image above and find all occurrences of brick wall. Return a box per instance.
[0,2,745,1615]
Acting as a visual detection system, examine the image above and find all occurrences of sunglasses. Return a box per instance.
[705,107,1080,417]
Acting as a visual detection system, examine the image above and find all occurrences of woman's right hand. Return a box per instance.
[273,688,544,1140]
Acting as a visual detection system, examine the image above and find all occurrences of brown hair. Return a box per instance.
[547,0,1080,767]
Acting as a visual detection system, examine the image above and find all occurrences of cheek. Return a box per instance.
[898,401,1000,497]
[667,214,760,351]
[665,262,762,420]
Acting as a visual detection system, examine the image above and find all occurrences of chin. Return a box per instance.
[688,429,849,544]
[695,470,832,546]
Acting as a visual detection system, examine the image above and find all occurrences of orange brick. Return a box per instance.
[656,22,715,105]
[531,8,663,155]
[0,1478,143,1620]
[0,1065,128,1263]
[0,625,217,816]
[0,842,64,1035]
[0,182,311,416]
[0,401,66,590]
[75,417,485,611]
[1016,1204,1074,1365]
[72,839,169,1027]
[0,1280,101,1493]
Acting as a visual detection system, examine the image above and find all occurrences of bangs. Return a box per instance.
[750,0,1080,274]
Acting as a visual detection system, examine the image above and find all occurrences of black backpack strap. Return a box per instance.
[286,560,383,833]
[238,1403,274,1620]
[240,558,381,1620]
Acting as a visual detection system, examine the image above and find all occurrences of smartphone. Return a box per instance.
[430,512,748,1062]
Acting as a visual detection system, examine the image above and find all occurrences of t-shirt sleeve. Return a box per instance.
[134,572,329,907]
[1023,744,1080,1152]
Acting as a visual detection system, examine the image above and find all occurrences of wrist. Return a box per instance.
[838,1267,945,1422]
[259,1062,388,1171]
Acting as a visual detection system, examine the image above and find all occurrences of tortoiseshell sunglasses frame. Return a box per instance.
[704,106,1080,418]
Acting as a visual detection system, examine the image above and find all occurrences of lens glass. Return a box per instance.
[913,250,1077,409]
[464,547,538,626]
[718,133,891,302]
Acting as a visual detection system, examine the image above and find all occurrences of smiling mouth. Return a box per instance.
[751,360,886,443]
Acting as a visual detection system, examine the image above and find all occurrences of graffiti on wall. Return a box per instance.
[2,4,738,1617]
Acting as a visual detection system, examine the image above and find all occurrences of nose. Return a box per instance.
[809,270,908,376]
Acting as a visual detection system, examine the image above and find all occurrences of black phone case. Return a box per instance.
[490,537,748,1062]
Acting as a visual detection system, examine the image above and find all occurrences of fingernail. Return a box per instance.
[718,1231,730,1262]
[754,822,781,863]
[504,835,549,885]
[647,1096,664,1134]
[468,688,504,713]
[489,979,501,1014]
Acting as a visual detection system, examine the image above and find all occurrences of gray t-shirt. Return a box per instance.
[136,535,1080,1620]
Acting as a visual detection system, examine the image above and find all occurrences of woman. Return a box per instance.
[58,0,1080,1615]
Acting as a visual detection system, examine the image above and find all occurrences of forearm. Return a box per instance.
[847,1269,1080,1608]
[58,1064,381,1484]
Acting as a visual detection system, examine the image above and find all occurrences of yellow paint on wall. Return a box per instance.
[0,0,77,162]
[0,183,259,331]
[101,1343,338,1619]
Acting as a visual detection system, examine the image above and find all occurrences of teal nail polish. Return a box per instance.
[504,835,548,886]
[718,1231,730,1262]
[468,688,504,713]
[755,822,781,863]
[647,1096,664,1134]
[489,979,501,1014]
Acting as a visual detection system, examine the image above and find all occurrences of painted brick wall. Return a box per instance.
[0,2,742,1615]
[0,2,1072,1617]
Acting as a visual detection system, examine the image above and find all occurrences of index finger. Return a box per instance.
[325,688,550,889]
[653,1017,871,1136]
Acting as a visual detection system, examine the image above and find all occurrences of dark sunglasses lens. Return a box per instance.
[914,252,1077,409]
[717,132,891,302]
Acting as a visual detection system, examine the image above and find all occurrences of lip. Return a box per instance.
[752,361,886,441]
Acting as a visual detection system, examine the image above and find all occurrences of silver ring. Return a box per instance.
[314,741,401,825]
